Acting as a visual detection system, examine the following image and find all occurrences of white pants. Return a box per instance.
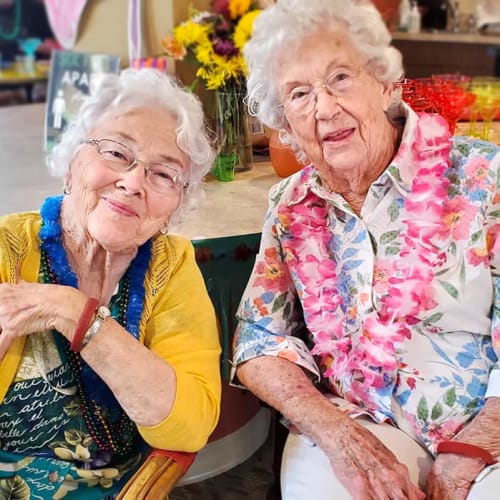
[281,418,500,499]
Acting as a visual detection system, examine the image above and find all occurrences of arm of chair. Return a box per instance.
[117,449,196,500]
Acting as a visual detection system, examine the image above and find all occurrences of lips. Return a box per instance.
[103,197,138,217]
[322,128,355,142]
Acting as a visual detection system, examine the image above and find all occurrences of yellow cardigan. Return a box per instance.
[0,211,221,452]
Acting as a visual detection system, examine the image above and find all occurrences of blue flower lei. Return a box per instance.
[39,195,152,437]
[40,195,151,338]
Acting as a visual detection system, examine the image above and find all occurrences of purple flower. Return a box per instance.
[212,37,238,56]
[212,0,230,18]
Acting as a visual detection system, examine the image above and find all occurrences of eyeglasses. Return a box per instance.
[83,138,189,194]
[281,61,371,116]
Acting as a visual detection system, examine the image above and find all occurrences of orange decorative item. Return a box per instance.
[371,0,402,29]
[130,57,168,71]
[269,129,304,178]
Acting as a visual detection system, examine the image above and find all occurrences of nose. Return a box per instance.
[115,161,147,196]
[314,88,341,120]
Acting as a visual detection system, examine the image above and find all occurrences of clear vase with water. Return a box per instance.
[212,81,253,182]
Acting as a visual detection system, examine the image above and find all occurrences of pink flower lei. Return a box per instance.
[279,113,453,411]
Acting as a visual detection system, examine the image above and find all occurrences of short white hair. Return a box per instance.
[46,68,215,226]
[245,0,404,134]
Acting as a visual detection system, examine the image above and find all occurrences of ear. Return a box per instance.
[63,170,72,187]
[381,80,395,110]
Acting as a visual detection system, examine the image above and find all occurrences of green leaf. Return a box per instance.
[444,387,457,407]
[283,301,291,320]
[470,230,482,244]
[64,429,86,446]
[457,143,470,156]
[417,396,429,421]
[272,292,287,313]
[385,246,401,255]
[0,477,31,500]
[388,165,402,182]
[434,268,449,277]
[380,230,400,245]
[425,312,443,323]
[187,77,199,93]
[388,200,400,223]
[431,402,443,420]
[489,210,500,219]
[465,398,480,414]
[438,280,459,299]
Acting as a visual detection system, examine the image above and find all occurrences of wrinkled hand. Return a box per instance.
[425,452,485,500]
[0,281,84,361]
[327,419,425,500]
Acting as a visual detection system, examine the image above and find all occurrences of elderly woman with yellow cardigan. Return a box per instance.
[0,69,221,499]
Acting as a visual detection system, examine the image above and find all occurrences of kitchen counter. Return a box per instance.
[391,31,500,77]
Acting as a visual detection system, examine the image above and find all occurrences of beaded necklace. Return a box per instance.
[0,0,21,41]
[39,195,152,459]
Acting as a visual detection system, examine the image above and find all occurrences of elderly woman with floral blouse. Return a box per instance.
[232,1,500,499]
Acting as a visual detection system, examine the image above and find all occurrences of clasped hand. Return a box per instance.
[0,281,85,361]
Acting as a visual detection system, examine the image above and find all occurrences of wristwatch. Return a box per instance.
[81,305,111,349]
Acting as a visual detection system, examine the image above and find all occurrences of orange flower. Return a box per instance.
[278,351,298,362]
[161,35,187,60]
[253,297,269,316]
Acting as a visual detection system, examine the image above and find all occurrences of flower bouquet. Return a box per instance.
[162,0,262,181]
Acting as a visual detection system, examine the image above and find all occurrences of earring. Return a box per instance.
[63,184,72,195]
[159,224,168,235]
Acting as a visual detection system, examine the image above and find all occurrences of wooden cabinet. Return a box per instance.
[391,32,500,78]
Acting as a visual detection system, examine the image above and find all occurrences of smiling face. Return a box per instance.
[277,22,398,194]
[63,106,189,253]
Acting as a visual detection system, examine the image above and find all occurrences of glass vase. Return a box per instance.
[212,83,253,182]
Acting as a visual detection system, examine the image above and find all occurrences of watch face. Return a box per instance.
[98,305,111,319]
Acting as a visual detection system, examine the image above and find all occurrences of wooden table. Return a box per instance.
[0,68,48,102]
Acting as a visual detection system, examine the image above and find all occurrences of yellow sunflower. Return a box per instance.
[229,0,252,20]
[174,20,209,47]
[197,66,229,90]
[233,9,261,50]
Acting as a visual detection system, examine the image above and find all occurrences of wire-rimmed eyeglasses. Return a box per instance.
[281,60,372,116]
[82,138,189,194]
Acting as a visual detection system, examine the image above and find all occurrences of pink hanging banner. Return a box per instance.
[128,0,144,62]
[44,0,89,50]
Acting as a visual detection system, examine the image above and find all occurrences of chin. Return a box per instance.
[97,237,138,254]
[324,149,362,171]
[89,225,139,253]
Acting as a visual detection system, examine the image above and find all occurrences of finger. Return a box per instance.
[0,328,14,363]
[408,486,426,500]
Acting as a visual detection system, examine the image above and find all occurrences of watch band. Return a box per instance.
[81,305,111,349]
[436,441,498,466]
[71,297,99,352]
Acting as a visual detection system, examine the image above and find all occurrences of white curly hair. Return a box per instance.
[244,0,404,156]
[46,68,215,226]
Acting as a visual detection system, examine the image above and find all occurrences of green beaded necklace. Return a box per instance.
[0,0,21,41]
[39,195,152,459]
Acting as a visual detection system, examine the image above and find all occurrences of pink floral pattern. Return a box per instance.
[233,106,500,452]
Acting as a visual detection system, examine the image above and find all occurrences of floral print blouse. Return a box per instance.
[232,106,500,453]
